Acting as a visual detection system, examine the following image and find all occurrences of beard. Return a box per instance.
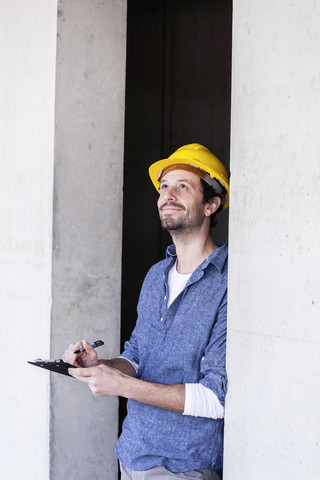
[160,215,185,231]
[159,202,186,231]
[159,202,204,233]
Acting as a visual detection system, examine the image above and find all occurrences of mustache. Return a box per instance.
[159,202,186,211]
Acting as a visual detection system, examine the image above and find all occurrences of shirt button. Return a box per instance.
[164,296,166,300]
[160,317,164,322]
[201,356,205,361]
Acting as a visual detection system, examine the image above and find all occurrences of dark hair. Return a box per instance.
[200,179,225,228]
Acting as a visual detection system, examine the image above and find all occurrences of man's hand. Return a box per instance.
[68,363,126,396]
[69,363,185,413]
[62,339,98,368]
[64,347,185,412]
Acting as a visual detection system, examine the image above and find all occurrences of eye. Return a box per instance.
[179,183,188,190]
[160,183,168,191]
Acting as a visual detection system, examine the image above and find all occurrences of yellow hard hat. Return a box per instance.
[149,143,229,210]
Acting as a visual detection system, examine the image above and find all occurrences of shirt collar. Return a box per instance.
[166,244,177,259]
[166,240,228,273]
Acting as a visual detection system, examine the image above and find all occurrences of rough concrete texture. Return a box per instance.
[224,1,320,478]
[51,1,127,478]
[0,1,58,479]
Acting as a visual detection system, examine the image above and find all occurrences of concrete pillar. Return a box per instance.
[51,1,127,479]
[0,0,126,478]
[0,1,57,478]
[225,1,320,479]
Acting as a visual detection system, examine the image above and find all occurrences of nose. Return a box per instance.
[161,185,176,201]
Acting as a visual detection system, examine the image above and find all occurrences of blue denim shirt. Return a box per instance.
[116,241,228,476]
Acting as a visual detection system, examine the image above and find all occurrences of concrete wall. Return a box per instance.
[225,1,320,479]
[0,1,126,478]
[0,0,57,478]
[51,1,127,479]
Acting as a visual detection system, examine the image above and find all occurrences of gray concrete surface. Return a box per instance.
[51,1,127,478]
[224,1,320,478]
[0,1,57,478]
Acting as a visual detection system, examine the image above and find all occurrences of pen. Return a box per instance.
[74,340,104,354]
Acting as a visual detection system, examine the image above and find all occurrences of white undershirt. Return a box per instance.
[167,260,191,308]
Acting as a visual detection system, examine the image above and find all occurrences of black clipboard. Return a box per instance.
[28,359,77,377]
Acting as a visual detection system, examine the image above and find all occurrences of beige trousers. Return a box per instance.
[120,463,219,480]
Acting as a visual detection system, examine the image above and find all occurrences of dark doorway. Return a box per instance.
[120,0,232,428]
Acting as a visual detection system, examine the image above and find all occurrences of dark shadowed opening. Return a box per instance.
[120,0,232,439]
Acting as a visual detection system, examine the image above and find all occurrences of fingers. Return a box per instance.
[69,366,94,379]
[68,368,91,386]
[62,339,99,368]
[69,363,109,378]
[68,364,115,396]
[69,368,99,395]
[80,339,99,367]
[82,339,94,352]
[68,366,103,395]
[62,342,83,366]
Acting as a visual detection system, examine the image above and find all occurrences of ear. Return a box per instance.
[204,196,221,217]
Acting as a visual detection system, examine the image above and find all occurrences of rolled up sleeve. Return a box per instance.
[119,326,140,372]
[199,291,227,406]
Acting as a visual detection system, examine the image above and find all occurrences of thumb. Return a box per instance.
[82,339,94,352]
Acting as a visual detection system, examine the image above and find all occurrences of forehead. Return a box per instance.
[160,169,202,185]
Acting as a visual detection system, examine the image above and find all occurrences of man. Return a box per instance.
[63,143,229,480]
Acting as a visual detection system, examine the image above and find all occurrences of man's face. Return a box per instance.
[157,169,208,232]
